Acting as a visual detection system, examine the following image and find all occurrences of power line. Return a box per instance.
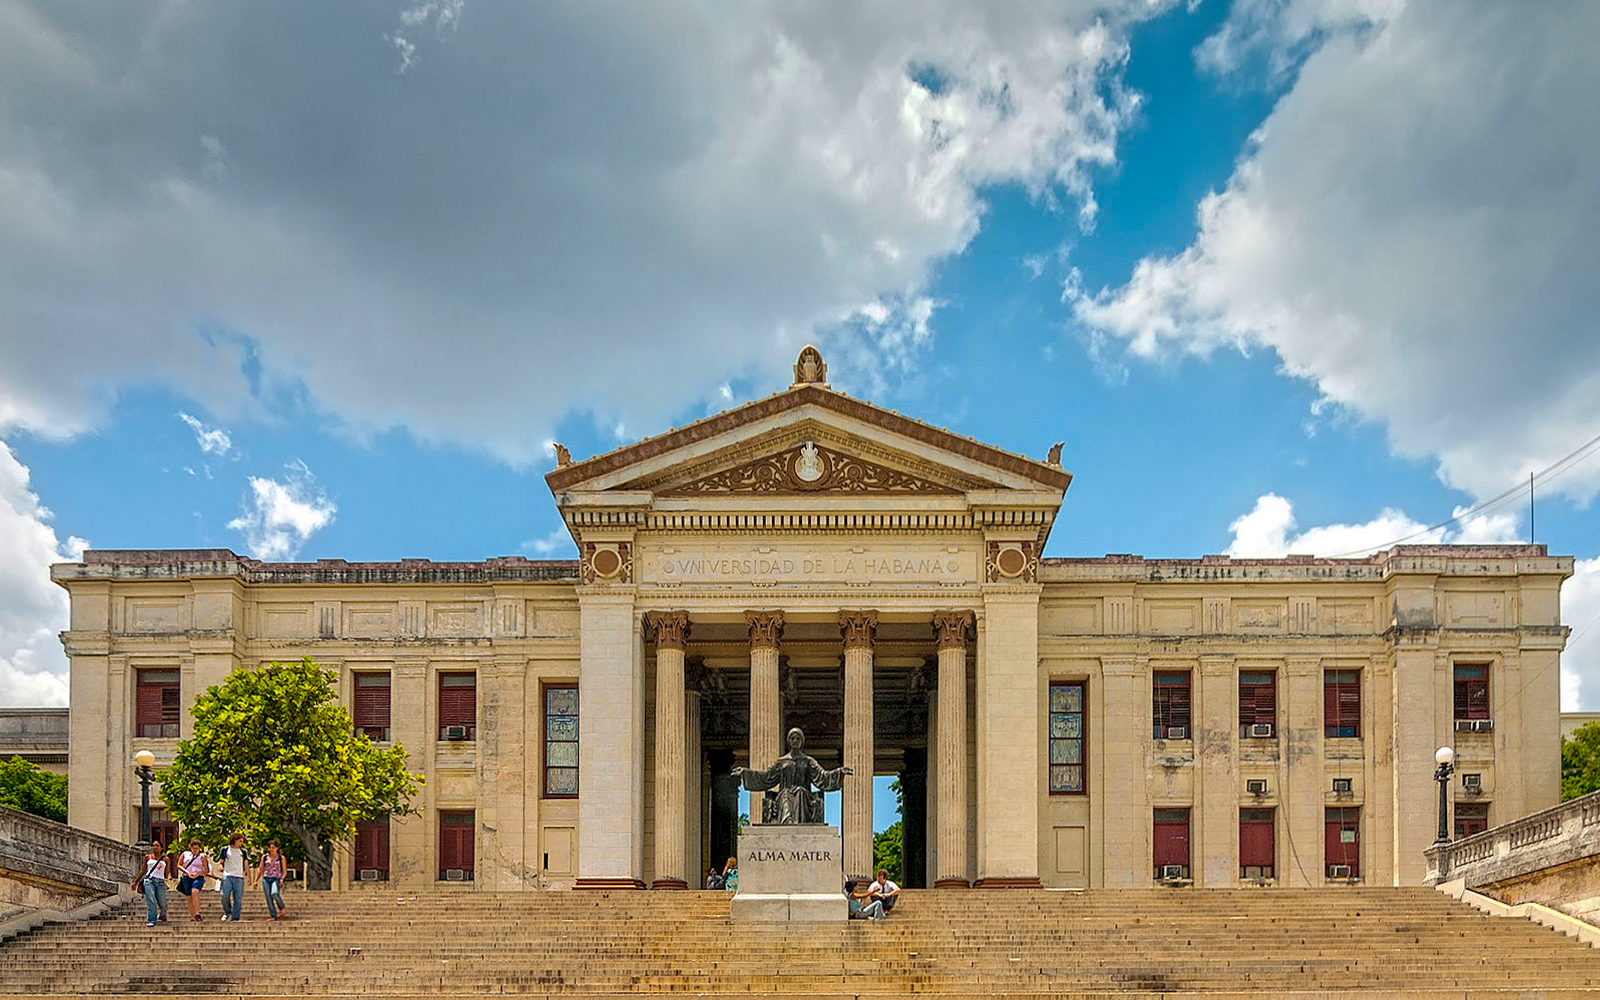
[1325,429,1600,558]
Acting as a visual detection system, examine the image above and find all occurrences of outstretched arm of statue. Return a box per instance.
[811,760,852,792]
[736,764,779,791]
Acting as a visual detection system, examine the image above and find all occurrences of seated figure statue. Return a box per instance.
[732,727,852,824]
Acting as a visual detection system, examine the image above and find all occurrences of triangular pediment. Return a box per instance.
[545,352,1071,505]
[627,423,986,497]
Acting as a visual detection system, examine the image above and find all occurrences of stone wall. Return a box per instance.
[0,804,143,930]
[1426,790,1600,923]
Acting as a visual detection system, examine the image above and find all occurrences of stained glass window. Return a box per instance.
[1049,681,1086,794]
[543,683,579,798]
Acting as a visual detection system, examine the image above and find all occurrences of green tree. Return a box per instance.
[1562,721,1600,800]
[0,756,68,823]
[159,657,423,887]
[872,821,903,881]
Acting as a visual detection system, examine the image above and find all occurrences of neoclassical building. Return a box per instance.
[55,348,1571,890]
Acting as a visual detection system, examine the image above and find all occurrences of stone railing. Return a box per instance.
[0,804,144,899]
[1426,790,1600,890]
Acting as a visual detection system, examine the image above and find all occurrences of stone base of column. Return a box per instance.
[973,876,1043,888]
[574,877,647,890]
[933,877,971,889]
[650,878,689,890]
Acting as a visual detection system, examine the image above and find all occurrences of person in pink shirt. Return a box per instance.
[252,840,291,921]
[175,839,210,921]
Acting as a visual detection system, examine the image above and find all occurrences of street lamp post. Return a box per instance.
[1433,745,1456,847]
[132,750,157,851]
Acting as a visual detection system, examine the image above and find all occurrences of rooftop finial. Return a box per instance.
[791,345,828,388]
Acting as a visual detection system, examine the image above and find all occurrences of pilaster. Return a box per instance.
[1283,655,1323,886]
[1197,655,1238,887]
[1099,655,1147,888]
[575,589,646,890]
[975,587,1042,887]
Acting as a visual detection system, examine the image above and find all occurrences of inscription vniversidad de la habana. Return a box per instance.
[649,549,969,583]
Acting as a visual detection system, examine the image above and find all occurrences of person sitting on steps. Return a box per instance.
[846,880,885,921]
[870,868,901,913]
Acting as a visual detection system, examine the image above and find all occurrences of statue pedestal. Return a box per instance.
[729,824,847,922]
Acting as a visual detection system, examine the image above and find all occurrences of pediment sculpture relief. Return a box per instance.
[659,440,961,496]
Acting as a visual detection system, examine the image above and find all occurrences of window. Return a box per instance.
[1325,807,1360,878]
[1454,664,1490,720]
[1238,671,1276,736]
[1048,682,1086,794]
[137,806,178,849]
[353,673,391,741]
[543,683,579,798]
[355,820,390,881]
[1324,670,1361,738]
[135,669,181,738]
[1153,808,1191,879]
[438,672,477,740]
[1152,672,1191,740]
[1456,803,1490,839]
[1240,808,1275,879]
[439,810,475,881]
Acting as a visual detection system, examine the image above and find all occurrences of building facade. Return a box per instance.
[55,349,1571,889]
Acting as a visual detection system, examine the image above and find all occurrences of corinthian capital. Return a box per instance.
[931,609,975,651]
[744,610,785,650]
[838,610,879,651]
[644,610,691,651]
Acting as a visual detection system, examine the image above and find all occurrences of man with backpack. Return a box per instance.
[217,833,249,921]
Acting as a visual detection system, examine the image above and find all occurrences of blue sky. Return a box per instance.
[2,0,1598,774]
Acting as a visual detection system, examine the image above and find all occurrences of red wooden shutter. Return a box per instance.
[1240,809,1275,873]
[136,670,180,737]
[1237,685,1255,728]
[354,675,391,735]
[1153,809,1190,871]
[1254,679,1275,725]
[1325,808,1359,876]
[356,821,389,874]
[438,674,477,733]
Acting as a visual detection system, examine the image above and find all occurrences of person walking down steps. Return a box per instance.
[176,840,209,922]
[253,840,291,921]
[217,833,249,922]
[135,846,168,928]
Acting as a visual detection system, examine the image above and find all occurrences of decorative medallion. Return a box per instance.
[660,440,958,496]
[581,542,632,585]
[986,541,1037,583]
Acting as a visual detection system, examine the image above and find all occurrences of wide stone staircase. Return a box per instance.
[2,887,1598,997]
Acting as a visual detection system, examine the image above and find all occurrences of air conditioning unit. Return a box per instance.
[1461,773,1483,791]
[1165,727,1188,741]
[444,725,468,741]
[1328,864,1352,878]
[1246,779,1269,795]
[360,726,390,741]
[1249,723,1275,738]
[1332,777,1353,794]
[444,868,467,881]
[1473,719,1494,733]
[281,868,297,881]
[357,868,384,881]
[1455,719,1476,732]
[1242,865,1272,880]
[1160,865,1188,881]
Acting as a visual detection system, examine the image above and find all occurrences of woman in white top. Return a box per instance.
[137,846,168,927]
[217,833,249,922]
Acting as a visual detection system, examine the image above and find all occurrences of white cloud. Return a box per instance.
[1076,0,1600,502]
[0,1,1159,464]
[226,460,336,560]
[177,412,233,457]
[0,441,86,706]
[1224,492,1520,558]
[521,527,575,558]
[1564,557,1600,711]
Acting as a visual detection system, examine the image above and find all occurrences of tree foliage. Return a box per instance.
[160,658,423,884]
[0,756,68,823]
[872,821,903,881]
[1562,721,1600,800]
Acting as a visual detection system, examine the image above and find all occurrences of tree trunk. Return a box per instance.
[285,820,334,890]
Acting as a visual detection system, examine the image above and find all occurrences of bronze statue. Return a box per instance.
[733,727,851,824]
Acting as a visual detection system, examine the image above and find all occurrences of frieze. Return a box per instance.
[660,441,959,496]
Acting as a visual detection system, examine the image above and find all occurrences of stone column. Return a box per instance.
[840,610,878,881]
[745,611,785,810]
[645,611,691,889]
[575,590,646,890]
[932,610,973,887]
